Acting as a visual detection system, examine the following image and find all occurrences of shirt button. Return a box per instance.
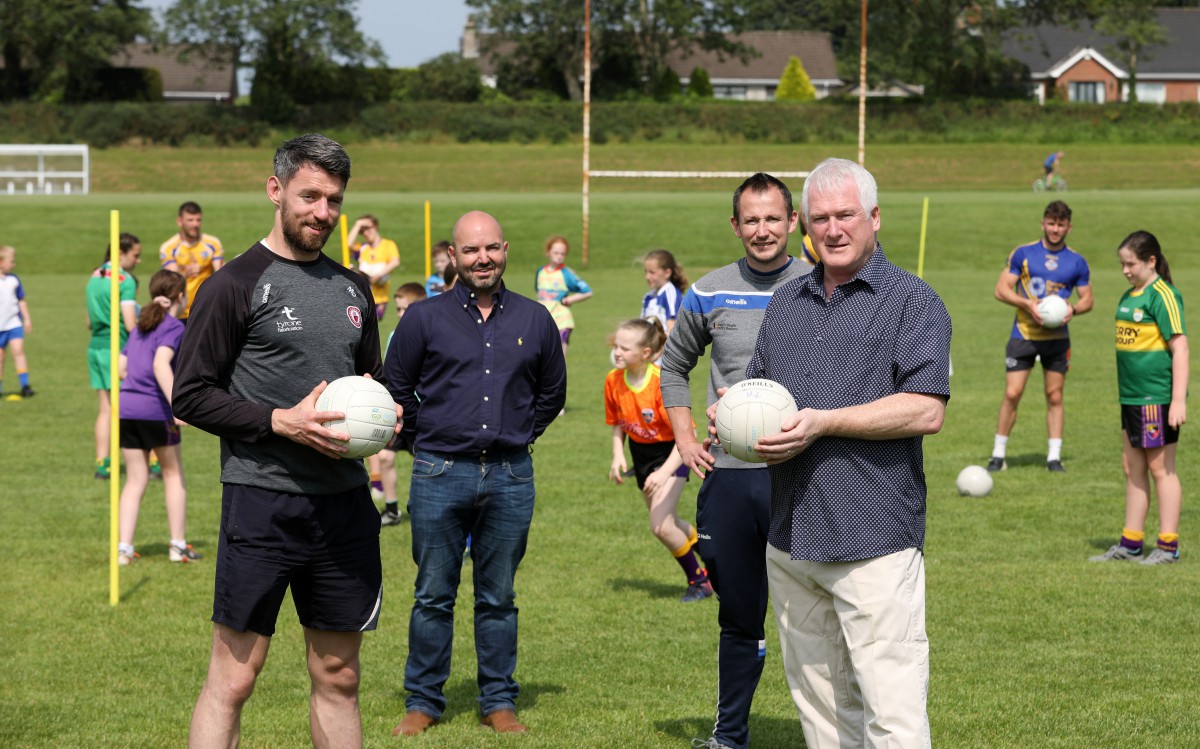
[486,343,491,347]
[484,396,489,401]
[482,424,488,429]
[485,369,491,374]
[477,319,482,324]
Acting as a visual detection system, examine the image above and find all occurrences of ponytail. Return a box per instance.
[137,269,186,333]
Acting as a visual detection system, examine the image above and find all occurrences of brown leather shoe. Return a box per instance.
[392,710,438,737]
[480,708,529,733]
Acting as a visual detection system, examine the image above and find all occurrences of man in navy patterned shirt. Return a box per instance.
[744,158,951,749]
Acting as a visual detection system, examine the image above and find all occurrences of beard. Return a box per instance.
[280,201,335,257]
[458,255,506,293]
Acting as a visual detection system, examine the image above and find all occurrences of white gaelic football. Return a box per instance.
[1037,295,1070,328]
[317,376,398,459]
[715,379,798,464]
[956,465,994,497]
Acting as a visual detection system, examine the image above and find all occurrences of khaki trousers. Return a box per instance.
[766,544,931,749]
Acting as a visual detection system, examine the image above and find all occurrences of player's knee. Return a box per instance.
[208,668,259,708]
[311,658,361,699]
[1045,389,1064,407]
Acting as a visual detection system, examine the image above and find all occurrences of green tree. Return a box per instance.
[0,0,152,102]
[776,55,816,101]
[410,53,484,102]
[687,66,713,97]
[162,0,384,120]
[466,0,755,99]
[1093,1,1166,102]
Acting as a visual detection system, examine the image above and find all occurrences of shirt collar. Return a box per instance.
[802,242,888,296]
[451,280,507,309]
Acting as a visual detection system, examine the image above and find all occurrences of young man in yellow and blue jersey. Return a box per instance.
[159,201,223,323]
[988,200,1093,472]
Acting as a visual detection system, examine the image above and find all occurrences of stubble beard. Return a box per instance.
[281,202,333,259]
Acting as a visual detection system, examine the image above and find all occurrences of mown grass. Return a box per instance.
[81,141,1200,194]
[1,176,1199,747]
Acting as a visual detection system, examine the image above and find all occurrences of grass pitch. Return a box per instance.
[1,175,1199,747]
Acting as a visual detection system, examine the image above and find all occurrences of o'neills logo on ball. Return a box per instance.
[347,306,362,328]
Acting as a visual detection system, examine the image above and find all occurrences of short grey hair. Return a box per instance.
[273,133,351,187]
[801,158,877,223]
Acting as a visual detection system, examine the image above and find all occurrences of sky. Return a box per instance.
[141,0,472,68]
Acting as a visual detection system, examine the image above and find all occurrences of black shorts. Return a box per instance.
[119,418,180,450]
[1005,338,1071,374]
[628,440,689,490]
[213,483,382,636]
[1122,404,1180,449]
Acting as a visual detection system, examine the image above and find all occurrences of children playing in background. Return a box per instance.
[605,317,712,603]
[641,249,688,336]
[378,282,427,527]
[0,245,34,399]
[1092,230,1189,565]
[535,235,593,357]
[86,233,142,480]
[116,269,196,565]
[348,214,401,320]
[425,240,452,296]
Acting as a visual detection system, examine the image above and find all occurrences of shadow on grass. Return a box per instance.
[382,679,566,726]
[656,716,807,748]
[1000,452,1052,469]
[609,576,684,600]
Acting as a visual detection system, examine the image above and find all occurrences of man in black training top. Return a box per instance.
[174,133,398,749]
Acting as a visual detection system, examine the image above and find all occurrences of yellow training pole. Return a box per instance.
[340,214,350,267]
[109,210,120,607]
[917,196,929,280]
[424,200,432,281]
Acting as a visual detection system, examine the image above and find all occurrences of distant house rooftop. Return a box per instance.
[462,23,843,101]
[112,43,238,104]
[1002,8,1200,104]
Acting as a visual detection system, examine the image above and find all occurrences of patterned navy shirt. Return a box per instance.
[747,246,952,562]
[384,281,567,456]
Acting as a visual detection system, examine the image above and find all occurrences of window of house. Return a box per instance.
[713,85,747,100]
[1068,81,1105,103]
[1131,82,1166,104]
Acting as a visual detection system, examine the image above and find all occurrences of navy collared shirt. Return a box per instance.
[747,246,952,562]
[385,281,566,456]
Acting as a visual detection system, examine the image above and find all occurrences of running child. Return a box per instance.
[1092,230,1188,565]
[641,249,688,336]
[605,317,712,603]
[0,245,34,399]
[535,235,593,357]
[86,233,142,479]
[117,269,197,565]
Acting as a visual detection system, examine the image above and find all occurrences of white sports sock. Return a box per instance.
[170,539,187,550]
[1047,439,1063,462]
[992,435,1009,459]
[119,543,135,556]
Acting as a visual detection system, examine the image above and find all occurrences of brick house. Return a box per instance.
[1002,8,1200,104]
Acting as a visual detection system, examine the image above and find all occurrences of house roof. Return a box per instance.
[1002,8,1200,78]
[667,31,841,85]
[111,43,238,102]
[464,28,841,86]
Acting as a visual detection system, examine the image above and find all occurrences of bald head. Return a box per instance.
[449,210,508,296]
[452,211,503,248]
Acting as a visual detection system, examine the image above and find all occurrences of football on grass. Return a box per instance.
[956,465,994,497]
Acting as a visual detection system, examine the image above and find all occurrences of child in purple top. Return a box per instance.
[117,270,197,565]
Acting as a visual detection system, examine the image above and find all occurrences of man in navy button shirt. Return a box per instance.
[384,211,566,737]
[745,158,951,749]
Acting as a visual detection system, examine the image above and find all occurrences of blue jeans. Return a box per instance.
[404,449,535,718]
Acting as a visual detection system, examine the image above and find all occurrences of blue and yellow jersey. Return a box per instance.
[159,233,223,319]
[800,234,819,266]
[535,263,591,330]
[1006,240,1090,341]
[1116,277,1186,405]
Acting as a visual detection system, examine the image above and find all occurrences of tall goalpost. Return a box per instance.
[579,0,869,266]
